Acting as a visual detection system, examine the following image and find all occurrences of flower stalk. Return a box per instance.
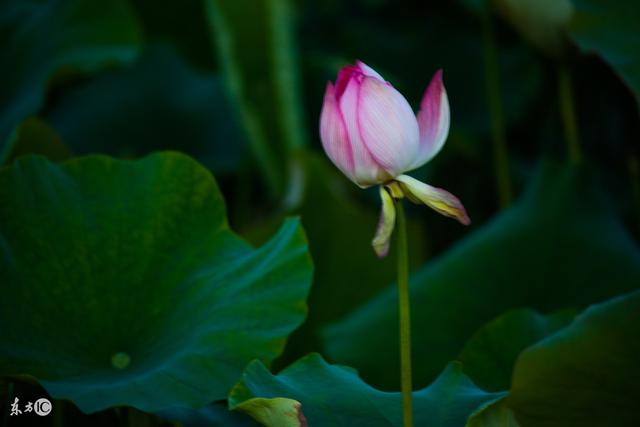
[395,199,413,427]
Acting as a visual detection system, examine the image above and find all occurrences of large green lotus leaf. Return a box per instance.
[0,153,313,413]
[323,161,640,390]
[508,290,640,427]
[458,309,576,391]
[229,353,505,427]
[46,47,246,174]
[205,0,307,199]
[568,0,640,105]
[0,0,142,148]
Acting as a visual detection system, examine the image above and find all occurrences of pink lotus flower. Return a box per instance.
[319,60,470,257]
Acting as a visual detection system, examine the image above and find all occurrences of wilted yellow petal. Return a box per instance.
[372,186,397,258]
[396,175,470,225]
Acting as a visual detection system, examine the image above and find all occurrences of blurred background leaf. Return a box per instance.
[568,0,640,105]
[45,46,246,174]
[0,0,142,148]
[508,290,640,427]
[458,308,576,391]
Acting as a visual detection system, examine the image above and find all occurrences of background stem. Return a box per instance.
[395,200,413,427]
[557,64,582,163]
[481,6,513,208]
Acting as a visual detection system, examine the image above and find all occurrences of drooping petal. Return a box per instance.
[410,70,450,170]
[319,82,356,181]
[396,175,470,225]
[339,76,392,187]
[372,186,396,258]
[356,60,385,81]
[358,77,420,177]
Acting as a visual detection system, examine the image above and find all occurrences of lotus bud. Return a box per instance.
[319,61,470,257]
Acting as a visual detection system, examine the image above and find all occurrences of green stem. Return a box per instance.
[395,200,413,427]
[481,6,513,208]
[557,64,582,163]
